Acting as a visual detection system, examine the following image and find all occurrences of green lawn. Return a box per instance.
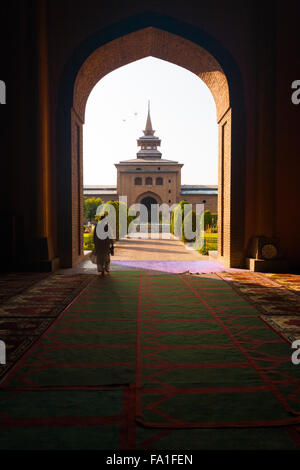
[83,232,94,250]
[204,232,218,239]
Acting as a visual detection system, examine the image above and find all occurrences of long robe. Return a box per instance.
[93,221,113,272]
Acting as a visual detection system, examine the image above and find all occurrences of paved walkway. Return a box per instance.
[113,234,205,261]
[59,234,231,275]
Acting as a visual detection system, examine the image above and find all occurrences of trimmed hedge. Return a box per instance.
[182,209,197,242]
[171,201,191,238]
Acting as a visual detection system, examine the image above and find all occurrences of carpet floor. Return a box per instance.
[0,272,49,305]
[265,273,300,296]
[0,271,300,450]
[0,274,92,381]
[217,272,300,343]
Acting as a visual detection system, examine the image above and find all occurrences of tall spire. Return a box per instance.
[144,100,154,136]
[136,101,161,159]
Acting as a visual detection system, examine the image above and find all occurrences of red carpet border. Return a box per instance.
[135,273,300,429]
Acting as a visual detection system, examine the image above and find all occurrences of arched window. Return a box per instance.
[145,177,152,185]
[135,177,142,185]
[156,177,163,185]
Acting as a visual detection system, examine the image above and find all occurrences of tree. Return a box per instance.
[211,213,218,228]
[84,197,103,222]
[203,210,212,230]
[171,201,191,238]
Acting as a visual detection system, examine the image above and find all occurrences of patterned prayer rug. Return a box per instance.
[265,273,300,296]
[1,272,300,451]
[216,272,300,316]
[0,272,49,305]
[261,316,300,344]
[217,272,300,343]
[0,273,93,381]
[0,273,93,318]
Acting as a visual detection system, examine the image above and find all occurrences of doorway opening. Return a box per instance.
[58,23,245,269]
[140,196,158,223]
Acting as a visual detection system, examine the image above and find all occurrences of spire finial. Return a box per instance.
[144,100,154,136]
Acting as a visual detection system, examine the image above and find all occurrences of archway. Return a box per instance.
[140,196,159,223]
[136,191,163,225]
[57,18,245,268]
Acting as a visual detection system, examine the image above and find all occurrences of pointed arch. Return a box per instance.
[73,27,230,124]
[136,191,163,205]
[57,14,245,268]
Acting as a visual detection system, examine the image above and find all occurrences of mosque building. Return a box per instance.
[83,103,218,214]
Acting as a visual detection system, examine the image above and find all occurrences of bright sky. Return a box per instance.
[83,57,218,186]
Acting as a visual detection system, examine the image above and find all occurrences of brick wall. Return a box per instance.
[181,194,217,213]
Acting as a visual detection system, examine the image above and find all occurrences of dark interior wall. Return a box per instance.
[1,2,39,269]
[275,1,300,266]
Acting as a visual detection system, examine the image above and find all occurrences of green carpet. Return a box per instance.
[1,271,300,450]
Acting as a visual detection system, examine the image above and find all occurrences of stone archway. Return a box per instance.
[58,20,245,268]
[136,191,163,206]
[140,196,159,223]
[136,191,162,224]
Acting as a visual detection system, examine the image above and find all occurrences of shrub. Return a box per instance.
[83,232,94,250]
[182,210,197,242]
[84,197,104,221]
[199,245,209,255]
[203,210,212,229]
[170,210,175,234]
[211,213,218,228]
[171,201,191,238]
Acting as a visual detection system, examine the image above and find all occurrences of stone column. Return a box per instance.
[35,0,59,271]
[254,4,276,237]
[246,4,286,271]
